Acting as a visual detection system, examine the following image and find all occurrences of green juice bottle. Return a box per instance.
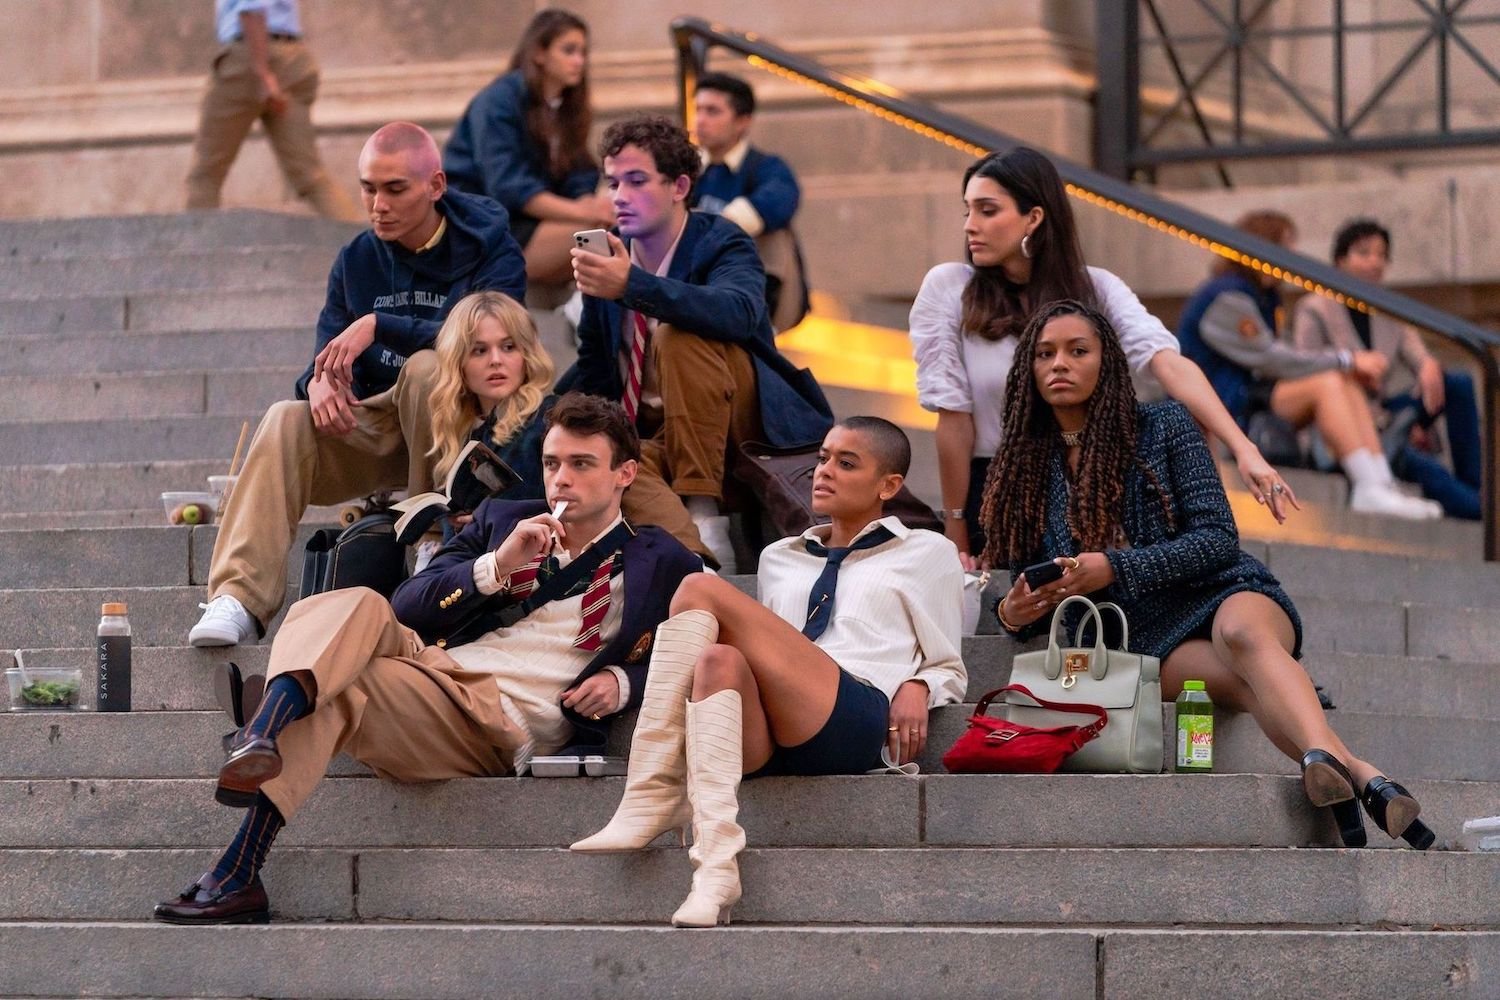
[1175,680,1213,773]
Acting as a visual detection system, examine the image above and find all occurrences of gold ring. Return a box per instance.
[1065,556,1081,570]
[589,713,601,720]
[888,726,899,732]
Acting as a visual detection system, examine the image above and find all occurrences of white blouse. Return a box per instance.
[908,262,1179,456]
[756,516,967,707]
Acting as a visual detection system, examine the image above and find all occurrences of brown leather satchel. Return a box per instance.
[732,440,942,537]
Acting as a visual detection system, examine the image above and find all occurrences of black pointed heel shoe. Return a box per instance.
[1301,749,1367,848]
[1361,776,1435,850]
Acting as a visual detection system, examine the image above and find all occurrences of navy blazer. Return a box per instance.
[391,499,703,745]
[564,211,833,448]
[1010,401,1302,660]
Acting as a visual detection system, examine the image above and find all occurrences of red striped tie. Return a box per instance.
[573,554,617,651]
[504,554,546,597]
[622,311,651,423]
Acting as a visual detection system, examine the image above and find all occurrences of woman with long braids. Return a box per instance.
[444,9,613,284]
[980,298,1433,850]
[910,147,1298,568]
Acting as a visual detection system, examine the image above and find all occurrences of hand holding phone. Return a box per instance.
[573,229,613,256]
[1021,559,1065,590]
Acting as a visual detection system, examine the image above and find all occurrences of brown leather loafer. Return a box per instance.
[215,733,282,807]
[153,872,270,925]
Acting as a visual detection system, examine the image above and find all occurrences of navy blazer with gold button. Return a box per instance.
[390,499,703,746]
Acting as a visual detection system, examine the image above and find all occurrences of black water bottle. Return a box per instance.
[96,602,131,712]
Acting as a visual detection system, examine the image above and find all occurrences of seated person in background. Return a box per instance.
[443,8,613,285]
[190,122,527,647]
[1293,218,1482,520]
[984,299,1434,853]
[690,72,808,331]
[1176,210,1439,521]
[155,393,703,925]
[572,416,966,928]
[568,115,834,572]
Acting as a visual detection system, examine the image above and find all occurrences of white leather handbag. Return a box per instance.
[1005,595,1163,773]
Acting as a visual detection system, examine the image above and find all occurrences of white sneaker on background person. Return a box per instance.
[189,594,259,647]
[1349,481,1442,521]
[694,514,737,575]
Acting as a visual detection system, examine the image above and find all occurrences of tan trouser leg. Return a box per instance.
[208,354,442,624]
[650,325,761,499]
[259,588,523,820]
[184,45,261,210]
[622,451,710,562]
[259,42,361,222]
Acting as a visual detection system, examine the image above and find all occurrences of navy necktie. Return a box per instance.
[802,525,895,641]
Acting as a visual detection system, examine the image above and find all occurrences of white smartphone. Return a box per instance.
[573,228,613,256]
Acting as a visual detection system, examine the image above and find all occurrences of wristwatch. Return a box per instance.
[942,508,965,520]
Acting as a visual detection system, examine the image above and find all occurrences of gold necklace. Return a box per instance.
[1060,427,1084,447]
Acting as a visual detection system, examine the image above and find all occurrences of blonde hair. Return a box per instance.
[427,291,556,485]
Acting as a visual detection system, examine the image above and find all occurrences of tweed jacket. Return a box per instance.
[1010,401,1302,660]
[391,499,702,746]
[1291,291,1432,399]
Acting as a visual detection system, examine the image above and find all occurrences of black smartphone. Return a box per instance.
[1022,559,1065,589]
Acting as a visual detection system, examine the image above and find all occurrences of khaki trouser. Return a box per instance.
[642,323,762,501]
[208,352,440,627]
[259,588,522,821]
[185,39,360,221]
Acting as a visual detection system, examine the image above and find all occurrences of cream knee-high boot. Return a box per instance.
[670,689,745,928]
[570,609,718,853]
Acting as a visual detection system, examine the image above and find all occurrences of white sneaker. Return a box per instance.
[1350,482,1442,521]
[693,514,737,575]
[188,595,259,647]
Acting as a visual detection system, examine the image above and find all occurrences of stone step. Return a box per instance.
[11,637,1497,724]
[1,923,1493,1000]
[0,460,233,514]
[0,414,266,465]
[0,845,1492,926]
[0,248,335,297]
[5,328,310,376]
[0,587,295,649]
[0,368,299,423]
[0,287,325,335]
[0,209,356,259]
[2,773,1490,852]
[3,706,1495,782]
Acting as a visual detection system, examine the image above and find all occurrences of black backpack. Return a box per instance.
[298,509,408,601]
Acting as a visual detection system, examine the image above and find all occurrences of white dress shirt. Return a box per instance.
[756,516,967,707]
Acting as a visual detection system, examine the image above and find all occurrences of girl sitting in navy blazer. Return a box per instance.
[444,9,613,284]
[981,298,1434,851]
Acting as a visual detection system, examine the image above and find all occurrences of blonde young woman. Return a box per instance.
[423,290,557,541]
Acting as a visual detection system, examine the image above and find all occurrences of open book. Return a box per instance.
[392,440,522,544]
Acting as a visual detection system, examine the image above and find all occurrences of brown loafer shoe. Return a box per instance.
[216,733,282,808]
[153,872,270,925]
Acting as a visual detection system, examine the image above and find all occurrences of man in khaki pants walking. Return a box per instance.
[185,0,358,219]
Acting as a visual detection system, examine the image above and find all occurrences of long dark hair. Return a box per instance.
[978,299,1175,566]
[960,148,1096,343]
[508,9,594,180]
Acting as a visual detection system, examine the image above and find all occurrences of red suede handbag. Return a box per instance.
[942,684,1108,774]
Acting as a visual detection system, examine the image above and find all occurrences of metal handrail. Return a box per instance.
[670,15,1500,560]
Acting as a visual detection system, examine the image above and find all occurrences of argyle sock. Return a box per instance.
[242,675,310,741]
[208,793,284,893]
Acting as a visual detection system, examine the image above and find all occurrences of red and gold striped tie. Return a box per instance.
[622,311,651,423]
[573,554,617,651]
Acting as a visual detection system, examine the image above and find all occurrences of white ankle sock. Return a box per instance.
[1341,448,1392,489]
[685,495,719,520]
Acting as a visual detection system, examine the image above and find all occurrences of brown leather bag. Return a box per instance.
[732,440,942,537]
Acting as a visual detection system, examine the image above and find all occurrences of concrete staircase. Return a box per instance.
[1,212,1497,999]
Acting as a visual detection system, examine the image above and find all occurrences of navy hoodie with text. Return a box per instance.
[295,189,526,400]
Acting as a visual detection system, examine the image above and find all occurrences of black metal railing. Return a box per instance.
[670,15,1500,559]
[1096,0,1500,179]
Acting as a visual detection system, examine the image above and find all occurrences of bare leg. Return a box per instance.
[1161,639,1300,760]
[1270,370,1380,458]
[1205,592,1380,787]
[670,574,843,753]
